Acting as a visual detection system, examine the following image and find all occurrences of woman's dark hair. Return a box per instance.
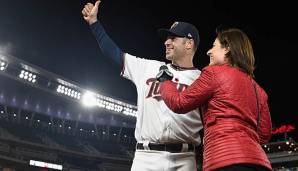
[216,26,255,76]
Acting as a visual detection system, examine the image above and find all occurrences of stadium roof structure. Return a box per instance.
[0,52,137,128]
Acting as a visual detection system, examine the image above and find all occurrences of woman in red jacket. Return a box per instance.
[158,27,272,171]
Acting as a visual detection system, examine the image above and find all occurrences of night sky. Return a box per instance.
[0,0,297,138]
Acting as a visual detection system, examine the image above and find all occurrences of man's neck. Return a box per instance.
[172,59,194,68]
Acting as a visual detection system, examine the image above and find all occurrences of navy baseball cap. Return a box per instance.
[158,21,200,47]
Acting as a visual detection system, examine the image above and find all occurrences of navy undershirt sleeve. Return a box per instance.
[90,21,123,67]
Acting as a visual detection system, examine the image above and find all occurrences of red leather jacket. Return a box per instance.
[161,64,272,171]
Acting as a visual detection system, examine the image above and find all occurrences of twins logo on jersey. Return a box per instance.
[145,78,188,101]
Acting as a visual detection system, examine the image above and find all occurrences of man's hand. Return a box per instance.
[82,1,101,25]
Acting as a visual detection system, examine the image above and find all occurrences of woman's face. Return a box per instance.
[206,38,229,66]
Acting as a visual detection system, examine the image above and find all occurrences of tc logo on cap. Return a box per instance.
[170,22,179,29]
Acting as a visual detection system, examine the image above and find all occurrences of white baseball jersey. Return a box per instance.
[121,53,203,145]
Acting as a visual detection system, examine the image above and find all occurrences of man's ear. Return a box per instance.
[186,39,195,50]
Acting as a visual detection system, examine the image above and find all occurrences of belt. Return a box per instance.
[136,143,195,153]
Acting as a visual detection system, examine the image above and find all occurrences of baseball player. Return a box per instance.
[82,1,203,170]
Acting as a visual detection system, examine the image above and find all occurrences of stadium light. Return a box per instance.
[95,94,138,117]
[0,60,7,71]
[81,91,138,116]
[29,160,62,170]
[19,70,37,83]
[82,90,97,107]
[56,84,81,100]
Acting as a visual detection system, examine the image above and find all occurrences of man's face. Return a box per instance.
[164,36,187,61]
